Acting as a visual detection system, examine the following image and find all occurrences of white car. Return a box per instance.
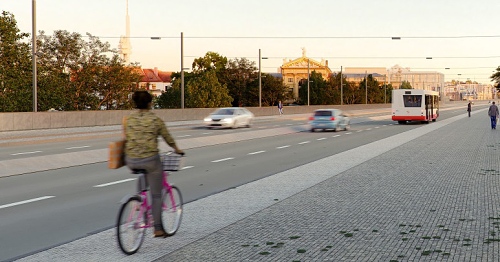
[204,107,254,129]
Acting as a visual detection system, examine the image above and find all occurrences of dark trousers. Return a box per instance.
[491,116,497,129]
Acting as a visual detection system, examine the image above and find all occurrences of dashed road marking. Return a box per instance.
[0,196,55,209]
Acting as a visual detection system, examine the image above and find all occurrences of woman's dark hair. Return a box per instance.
[132,91,153,109]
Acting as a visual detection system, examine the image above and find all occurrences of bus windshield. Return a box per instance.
[403,95,422,107]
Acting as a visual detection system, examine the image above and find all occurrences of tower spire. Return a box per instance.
[119,0,131,64]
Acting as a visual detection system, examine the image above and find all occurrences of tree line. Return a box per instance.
[1,10,400,112]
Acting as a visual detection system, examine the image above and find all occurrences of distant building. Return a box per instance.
[386,65,444,92]
[137,67,172,96]
[280,48,332,99]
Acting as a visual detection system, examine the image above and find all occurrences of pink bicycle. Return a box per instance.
[116,152,184,255]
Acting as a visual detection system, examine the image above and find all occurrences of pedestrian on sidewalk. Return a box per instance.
[488,101,499,129]
[278,100,284,115]
[467,101,472,117]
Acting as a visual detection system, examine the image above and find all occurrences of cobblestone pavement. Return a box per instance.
[14,105,492,262]
[154,109,500,262]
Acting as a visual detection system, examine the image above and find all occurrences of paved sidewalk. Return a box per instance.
[15,107,499,261]
[159,109,499,262]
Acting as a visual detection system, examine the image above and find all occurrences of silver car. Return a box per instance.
[309,109,350,132]
[204,107,254,129]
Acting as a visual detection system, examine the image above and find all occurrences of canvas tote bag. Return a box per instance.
[108,116,127,169]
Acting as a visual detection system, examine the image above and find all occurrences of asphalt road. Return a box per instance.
[0,102,484,261]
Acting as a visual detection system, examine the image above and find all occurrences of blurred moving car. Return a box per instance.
[204,107,254,129]
[309,109,350,132]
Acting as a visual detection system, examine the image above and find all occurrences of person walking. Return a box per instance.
[467,101,472,117]
[278,100,284,115]
[488,101,499,129]
[124,90,184,238]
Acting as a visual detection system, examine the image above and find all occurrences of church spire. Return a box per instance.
[119,0,132,64]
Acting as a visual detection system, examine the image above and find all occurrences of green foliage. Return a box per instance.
[223,57,258,106]
[0,11,141,112]
[186,70,233,108]
[491,66,500,91]
[298,71,331,105]
[0,11,33,112]
[400,80,412,89]
[261,73,291,106]
[156,85,181,109]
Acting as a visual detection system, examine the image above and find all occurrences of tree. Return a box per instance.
[400,80,412,89]
[36,30,83,111]
[491,66,500,91]
[186,70,232,108]
[192,51,228,74]
[298,71,330,105]
[0,11,33,112]
[222,58,258,107]
[261,73,291,106]
[68,33,141,110]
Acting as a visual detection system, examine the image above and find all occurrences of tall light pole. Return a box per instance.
[307,59,310,106]
[258,50,267,107]
[180,32,184,109]
[340,66,343,105]
[32,0,37,112]
[365,70,368,104]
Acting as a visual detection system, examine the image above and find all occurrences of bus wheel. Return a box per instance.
[398,121,406,124]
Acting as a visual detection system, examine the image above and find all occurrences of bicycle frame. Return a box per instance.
[162,171,178,212]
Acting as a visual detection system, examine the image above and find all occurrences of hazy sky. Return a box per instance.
[2,0,500,83]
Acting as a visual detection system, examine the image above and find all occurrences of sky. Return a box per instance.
[2,0,500,84]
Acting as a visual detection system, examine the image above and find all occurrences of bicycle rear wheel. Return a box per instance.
[162,186,183,236]
[116,196,146,255]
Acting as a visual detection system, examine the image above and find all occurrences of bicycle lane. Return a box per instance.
[13,108,484,261]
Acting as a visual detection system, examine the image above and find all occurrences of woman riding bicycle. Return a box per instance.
[124,90,184,238]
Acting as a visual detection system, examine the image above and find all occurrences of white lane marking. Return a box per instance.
[202,132,212,135]
[211,157,234,163]
[258,126,266,129]
[181,166,194,170]
[94,178,136,188]
[366,128,372,131]
[248,151,265,155]
[286,124,293,126]
[66,146,90,150]
[356,130,363,133]
[375,126,380,129]
[177,135,191,138]
[345,132,352,135]
[317,138,326,141]
[10,151,42,156]
[298,141,310,145]
[332,135,341,138]
[0,196,55,209]
[276,145,291,149]
[273,125,280,127]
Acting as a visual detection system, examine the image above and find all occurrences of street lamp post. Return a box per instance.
[257,50,267,107]
[32,0,37,112]
[307,59,310,106]
[181,32,184,109]
[340,66,343,105]
[365,70,368,104]
[384,74,387,104]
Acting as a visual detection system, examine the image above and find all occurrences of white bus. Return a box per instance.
[391,89,439,124]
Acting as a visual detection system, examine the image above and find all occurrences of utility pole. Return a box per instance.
[32,0,37,112]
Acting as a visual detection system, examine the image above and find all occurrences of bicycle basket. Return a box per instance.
[161,152,185,171]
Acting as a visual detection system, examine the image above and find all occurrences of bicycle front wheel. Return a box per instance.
[116,196,146,255]
[162,186,183,236]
